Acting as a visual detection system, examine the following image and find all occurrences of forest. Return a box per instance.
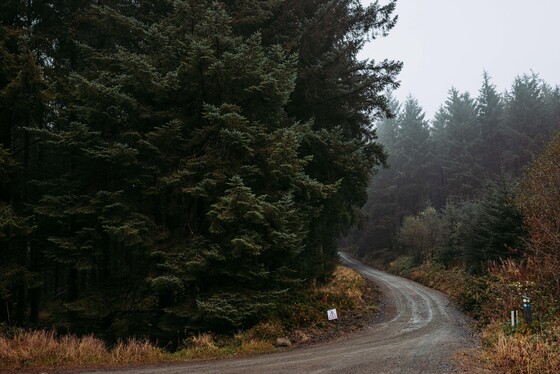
[346,68,560,371]
[3,1,560,371]
[349,71,560,274]
[0,0,401,341]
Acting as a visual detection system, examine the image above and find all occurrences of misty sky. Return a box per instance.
[359,0,560,120]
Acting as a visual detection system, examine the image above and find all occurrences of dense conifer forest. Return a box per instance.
[345,79,560,371]
[0,0,401,340]
[348,71,560,273]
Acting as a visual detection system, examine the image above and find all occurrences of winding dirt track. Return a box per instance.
[86,253,477,374]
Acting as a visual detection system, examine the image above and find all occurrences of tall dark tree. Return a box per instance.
[502,73,555,174]
[438,88,483,199]
[0,0,401,336]
[392,96,432,212]
[462,176,526,273]
[476,71,504,176]
[353,94,401,255]
[277,0,401,277]
[0,11,52,322]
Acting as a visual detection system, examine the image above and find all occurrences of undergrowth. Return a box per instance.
[0,330,164,371]
[482,319,560,373]
[0,265,371,372]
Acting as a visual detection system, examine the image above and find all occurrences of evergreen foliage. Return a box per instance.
[352,72,559,273]
[476,71,504,176]
[461,177,526,273]
[0,0,400,338]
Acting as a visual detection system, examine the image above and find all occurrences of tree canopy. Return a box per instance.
[351,72,559,272]
[0,0,400,338]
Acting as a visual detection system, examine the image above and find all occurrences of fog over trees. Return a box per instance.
[348,71,560,274]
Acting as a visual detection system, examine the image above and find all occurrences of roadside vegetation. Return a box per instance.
[0,266,375,372]
[0,331,164,371]
[355,133,560,373]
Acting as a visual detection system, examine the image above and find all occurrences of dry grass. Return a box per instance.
[0,330,164,371]
[482,320,560,373]
[248,319,285,341]
[454,347,497,374]
[319,266,366,308]
[0,266,372,371]
[293,329,311,344]
[175,333,223,360]
[191,333,217,350]
[236,339,275,354]
[173,332,274,360]
[111,338,164,364]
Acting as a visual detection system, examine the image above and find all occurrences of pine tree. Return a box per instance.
[438,88,483,199]
[476,71,504,176]
[354,94,401,255]
[0,0,402,335]
[271,0,401,280]
[462,176,526,274]
[0,11,52,322]
[30,2,170,335]
[354,96,433,258]
[33,0,327,335]
[392,96,432,213]
[430,105,448,209]
[503,73,556,174]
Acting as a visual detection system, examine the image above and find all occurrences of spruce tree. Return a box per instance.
[0,13,52,322]
[503,73,556,174]
[476,71,504,176]
[272,0,401,280]
[0,0,402,335]
[392,96,432,213]
[438,88,483,199]
[354,94,401,255]
[462,176,526,274]
[353,96,433,257]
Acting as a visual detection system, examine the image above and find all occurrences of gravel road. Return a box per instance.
[83,253,478,374]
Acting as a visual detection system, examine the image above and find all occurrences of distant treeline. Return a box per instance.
[0,0,400,339]
[349,72,559,272]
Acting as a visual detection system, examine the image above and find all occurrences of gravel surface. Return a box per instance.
[80,253,479,374]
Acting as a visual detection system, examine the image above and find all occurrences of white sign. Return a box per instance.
[327,308,338,320]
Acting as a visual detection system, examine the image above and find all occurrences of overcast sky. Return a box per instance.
[359,0,560,120]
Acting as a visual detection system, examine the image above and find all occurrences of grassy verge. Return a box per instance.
[0,265,376,372]
[481,319,560,373]
[0,330,164,371]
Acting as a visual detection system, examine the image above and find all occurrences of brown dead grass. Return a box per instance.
[0,330,163,371]
[319,266,366,308]
[0,266,372,371]
[482,320,560,374]
[236,339,275,354]
[173,332,274,360]
[111,338,164,364]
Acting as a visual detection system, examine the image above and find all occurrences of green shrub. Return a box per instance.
[388,256,417,276]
